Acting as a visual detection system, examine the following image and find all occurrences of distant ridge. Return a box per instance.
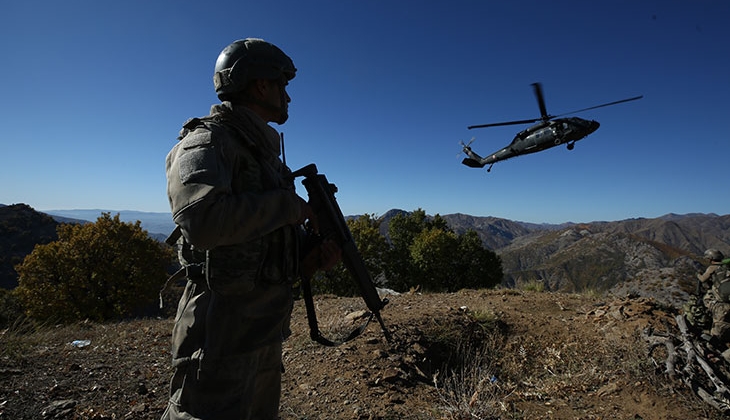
[370,209,730,308]
[4,204,729,308]
[30,207,728,237]
[42,209,175,238]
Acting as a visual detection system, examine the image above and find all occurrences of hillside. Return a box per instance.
[0,205,172,288]
[390,211,730,310]
[1,290,726,419]
[2,205,730,417]
[491,214,730,309]
[3,205,729,312]
[0,204,59,288]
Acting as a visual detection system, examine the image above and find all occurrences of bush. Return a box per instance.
[0,288,25,329]
[387,210,503,292]
[14,213,176,323]
[312,214,389,297]
[310,209,503,296]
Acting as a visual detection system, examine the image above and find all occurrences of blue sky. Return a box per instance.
[1,0,728,224]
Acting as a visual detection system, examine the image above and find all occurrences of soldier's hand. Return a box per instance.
[318,239,342,271]
[300,239,342,278]
[296,197,319,233]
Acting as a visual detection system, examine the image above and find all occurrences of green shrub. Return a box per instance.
[14,213,176,323]
[0,288,24,329]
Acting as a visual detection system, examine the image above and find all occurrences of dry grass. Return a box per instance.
[1,289,725,419]
[427,291,689,420]
[434,339,505,419]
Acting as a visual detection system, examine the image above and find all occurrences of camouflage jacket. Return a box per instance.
[699,263,730,304]
[165,102,302,292]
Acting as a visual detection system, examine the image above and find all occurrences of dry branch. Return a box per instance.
[643,314,730,414]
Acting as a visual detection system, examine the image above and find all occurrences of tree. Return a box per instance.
[452,230,503,291]
[313,214,389,297]
[386,210,503,292]
[410,228,459,291]
[384,209,431,291]
[14,213,176,322]
[311,209,503,296]
[348,214,389,281]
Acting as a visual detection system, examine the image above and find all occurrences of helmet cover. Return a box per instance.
[213,38,296,99]
[705,249,725,262]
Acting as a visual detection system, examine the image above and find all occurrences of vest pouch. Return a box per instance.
[718,279,730,303]
[206,267,256,296]
[205,243,266,296]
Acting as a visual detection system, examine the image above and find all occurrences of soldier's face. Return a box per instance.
[265,79,290,125]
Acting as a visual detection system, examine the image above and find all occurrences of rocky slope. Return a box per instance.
[1,290,727,419]
[487,214,729,308]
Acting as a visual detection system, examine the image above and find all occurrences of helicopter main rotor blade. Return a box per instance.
[532,82,551,121]
[468,118,540,130]
[554,95,644,117]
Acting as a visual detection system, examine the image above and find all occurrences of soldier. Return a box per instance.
[162,38,339,420]
[698,249,730,353]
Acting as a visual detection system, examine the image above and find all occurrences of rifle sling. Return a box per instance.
[300,273,373,347]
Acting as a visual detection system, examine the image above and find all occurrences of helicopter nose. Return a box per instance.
[588,120,600,133]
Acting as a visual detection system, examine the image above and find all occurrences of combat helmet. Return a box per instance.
[213,38,296,100]
[704,249,725,262]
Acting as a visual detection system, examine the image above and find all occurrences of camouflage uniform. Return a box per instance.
[699,262,730,345]
[161,101,302,420]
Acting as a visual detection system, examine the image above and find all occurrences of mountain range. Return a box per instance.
[41,209,175,242]
[2,204,729,308]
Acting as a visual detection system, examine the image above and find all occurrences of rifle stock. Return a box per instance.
[293,163,392,344]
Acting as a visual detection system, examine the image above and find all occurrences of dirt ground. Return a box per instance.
[0,289,725,419]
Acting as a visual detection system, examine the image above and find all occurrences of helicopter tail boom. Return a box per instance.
[462,157,486,168]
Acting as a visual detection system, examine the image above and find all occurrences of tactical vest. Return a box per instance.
[171,106,299,295]
[712,265,730,303]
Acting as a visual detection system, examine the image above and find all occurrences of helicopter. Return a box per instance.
[461,82,642,172]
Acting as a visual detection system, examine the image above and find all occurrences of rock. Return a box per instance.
[345,310,369,323]
[42,399,76,417]
[596,382,620,397]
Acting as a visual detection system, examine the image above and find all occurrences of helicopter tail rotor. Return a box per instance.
[458,137,476,157]
[456,137,477,158]
[460,137,476,148]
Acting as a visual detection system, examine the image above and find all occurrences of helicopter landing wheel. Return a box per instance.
[567,142,575,150]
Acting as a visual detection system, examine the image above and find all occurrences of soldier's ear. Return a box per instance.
[251,79,271,99]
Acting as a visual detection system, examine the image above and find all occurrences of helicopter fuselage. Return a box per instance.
[462,82,640,172]
[462,117,599,169]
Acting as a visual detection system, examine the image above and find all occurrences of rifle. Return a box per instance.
[291,163,392,346]
[696,278,705,307]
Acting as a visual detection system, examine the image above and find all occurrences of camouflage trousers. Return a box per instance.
[160,340,283,420]
[161,277,293,420]
[704,294,730,347]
